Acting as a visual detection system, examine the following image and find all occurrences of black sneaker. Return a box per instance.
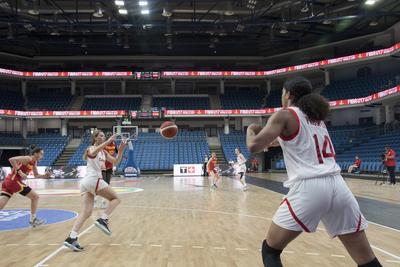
[95,218,111,236]
[64,237,84,251]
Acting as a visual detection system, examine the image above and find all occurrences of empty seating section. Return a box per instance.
[27,92,73,110]
[336,131,400,173]
[0,90,24,110]
[68,131,209,171]
[0,133,24,146]
[220,88,264,109]
[264,89,281,108]
[26,133,69,166]
[322,72,400,101]
[68,133,91,166]
[153,97,210,110]
[81,97,142,110]
[220,131,251,163]
[118,131,209,171]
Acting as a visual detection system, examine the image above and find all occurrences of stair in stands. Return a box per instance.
[54,138,81,166]
[208,146,228,165]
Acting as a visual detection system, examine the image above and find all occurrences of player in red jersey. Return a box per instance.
[0,145,50,227]
[207,152,220,190]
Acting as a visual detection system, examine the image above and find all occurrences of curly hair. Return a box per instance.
[284,76,330,121]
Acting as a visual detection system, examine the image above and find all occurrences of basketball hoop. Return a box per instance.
[113,125,138,141]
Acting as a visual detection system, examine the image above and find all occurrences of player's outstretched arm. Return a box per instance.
[88,134,117,157]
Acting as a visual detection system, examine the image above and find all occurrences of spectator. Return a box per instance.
[348,155,362,173]
[251,158,259,172]
[384,146,397,185]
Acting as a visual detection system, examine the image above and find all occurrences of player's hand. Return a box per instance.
[43,171,51,179]
[247,124,263,135]
[269,139,280,147]
[107,134,117,143]
[120,137,128,147]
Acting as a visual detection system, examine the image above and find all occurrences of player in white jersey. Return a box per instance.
[64,130,127,251]
[235,148,248,191]
[246,77,381,267]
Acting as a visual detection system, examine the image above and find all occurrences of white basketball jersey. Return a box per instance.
[237,153,247,172]
[85,149,106,179]
[277,107,341,187]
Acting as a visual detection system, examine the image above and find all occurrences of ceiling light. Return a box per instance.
[369,20,378,26]
[50,28,60,36]
[141,9,150,15]
[365,0,376,5]
[301,2,309,13]
[224,3,234,16]
[280,24,288,34]
[81,38,87,48]
[93,7,103,18]
[107,17,114,37]
[119,8,128,15]
[162,7,172,17]
[138,1,148,6]
[115,0,125,6]
[28,0,39,15]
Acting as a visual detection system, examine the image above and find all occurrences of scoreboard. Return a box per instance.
[134,71,160,80]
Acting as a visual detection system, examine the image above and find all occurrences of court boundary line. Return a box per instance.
[31,185,400,267]
[246,176,400,233]
[38,203,400,258]
[33,224,94,267]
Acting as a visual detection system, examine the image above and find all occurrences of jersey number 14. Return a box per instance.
[313,134,336,164]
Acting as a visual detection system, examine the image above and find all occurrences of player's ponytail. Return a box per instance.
[284,76,330,121]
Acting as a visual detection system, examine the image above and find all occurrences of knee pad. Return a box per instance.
[261,240,283,267]
[358,258,382,267]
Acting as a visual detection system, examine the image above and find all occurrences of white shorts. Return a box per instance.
[273,175,368,237]
[79,177,108,195]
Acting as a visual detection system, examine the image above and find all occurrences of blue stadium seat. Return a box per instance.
[81,97,142,110]
[153,97,209,110]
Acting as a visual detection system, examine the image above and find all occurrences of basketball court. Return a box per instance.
[0,174,399,267]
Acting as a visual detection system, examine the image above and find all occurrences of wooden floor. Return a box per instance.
[0,174,399,267]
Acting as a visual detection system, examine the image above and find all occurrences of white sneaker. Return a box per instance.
[242,184,248,191]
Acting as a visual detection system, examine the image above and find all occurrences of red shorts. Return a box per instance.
[208,169,217,175]
[1,175,32,198]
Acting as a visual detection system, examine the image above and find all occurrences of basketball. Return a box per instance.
[160,121,178,139]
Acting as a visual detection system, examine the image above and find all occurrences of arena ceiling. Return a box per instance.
[0,0,399,68]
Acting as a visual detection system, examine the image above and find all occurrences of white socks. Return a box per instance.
[70,231,78,239]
